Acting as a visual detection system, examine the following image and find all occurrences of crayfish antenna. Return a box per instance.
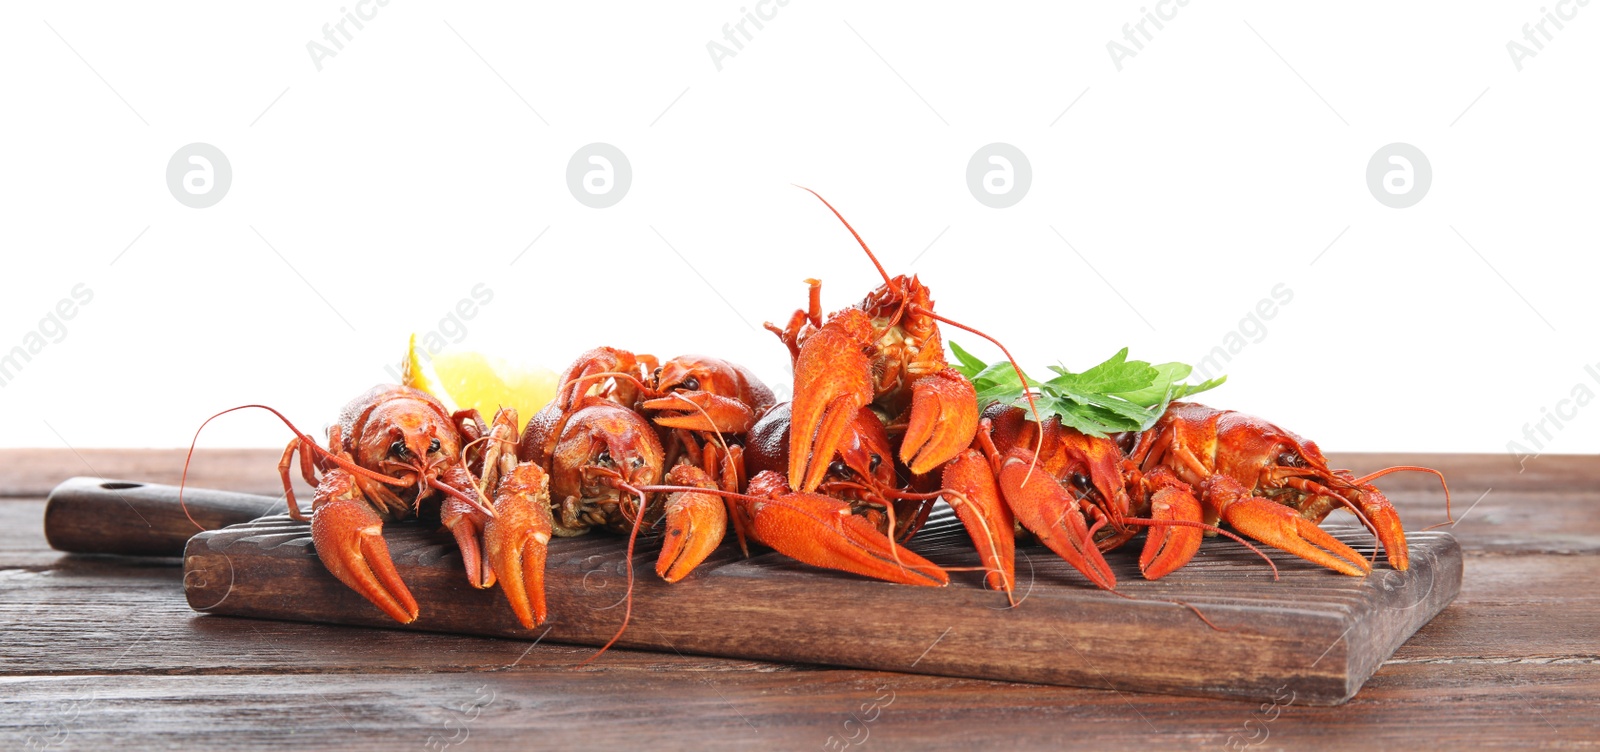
[181,405,372,532]
[1347,465,1454,526]
[794,186,1035,418]
[578,473,956,666]
[630,482,947,586]
[182,405,325,531]
[1086,571,1234,632]
[577,482,649,667]
[794,185,892,287]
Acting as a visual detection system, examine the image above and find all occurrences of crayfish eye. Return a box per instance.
[1071,473,1091,491]
[429,438,441,453]
[1278,451,1305,468]
[868,454,882,473]
[828,460,850,478]
[681,376,700,391]
[631,456,645,469]
[389,440,407,457]
[597,449,612,464]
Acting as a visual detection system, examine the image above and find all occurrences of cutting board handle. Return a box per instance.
[44,477,281,557]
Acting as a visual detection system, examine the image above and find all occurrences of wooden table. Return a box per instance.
[2,449,1593,750]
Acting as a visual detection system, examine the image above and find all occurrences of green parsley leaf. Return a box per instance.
[948,340,988,379]
[1108,362,1195,407]
[948,341,1226,437]
[1045,348,1157,395]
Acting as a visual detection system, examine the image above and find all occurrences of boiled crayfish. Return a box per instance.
[183,386,556,627]
[517,347,776,589]
[756,189,1032,594]
[1127,402,1446,575]
[977,400,1451,592]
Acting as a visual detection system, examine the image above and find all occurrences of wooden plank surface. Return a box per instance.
[181,508,1460,705]
[1,450,1596,750]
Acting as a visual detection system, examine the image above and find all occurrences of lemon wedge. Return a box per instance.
[401,334,559,432]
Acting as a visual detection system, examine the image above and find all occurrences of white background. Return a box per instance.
[1,2,1595,456]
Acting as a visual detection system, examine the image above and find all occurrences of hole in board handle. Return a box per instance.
[99,482,143,490]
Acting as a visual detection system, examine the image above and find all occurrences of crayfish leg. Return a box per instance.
[277,436,317,521]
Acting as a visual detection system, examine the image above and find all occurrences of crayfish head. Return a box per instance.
[555,346,648,411]
[550,400,665,532]
[860,276,945,411]
[1264,441,1341,499]
[356,398,460,497]
[642,355,775,434]
[861,274,930,323]
[748,401,895,508]
[1051,426,1134,520]
[816,406,898,506]
[653,355,722,396]
[1211,410,1333,498]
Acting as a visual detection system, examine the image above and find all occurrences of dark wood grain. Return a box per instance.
[2,450,1595,750]
[4,662,1595,752]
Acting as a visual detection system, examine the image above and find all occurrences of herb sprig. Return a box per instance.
[948,342,1226,437]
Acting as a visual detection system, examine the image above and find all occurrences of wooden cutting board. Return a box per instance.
[178,495,1461,705]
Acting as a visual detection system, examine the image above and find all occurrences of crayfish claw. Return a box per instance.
[742,471,948,586]
[311,490,419,624]
[1138,484,1205,581]
[643,391,758,434]
[656,465,728,583]
[900,368,979,476]
[997,449,1117,590]
[484,462,554,629]
[788,309,875,493]
[438,457,492,588]
[441,469,497,590]
[1352,485,1410,571]
[1219,494,1371,577]
[442,510,495,589]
